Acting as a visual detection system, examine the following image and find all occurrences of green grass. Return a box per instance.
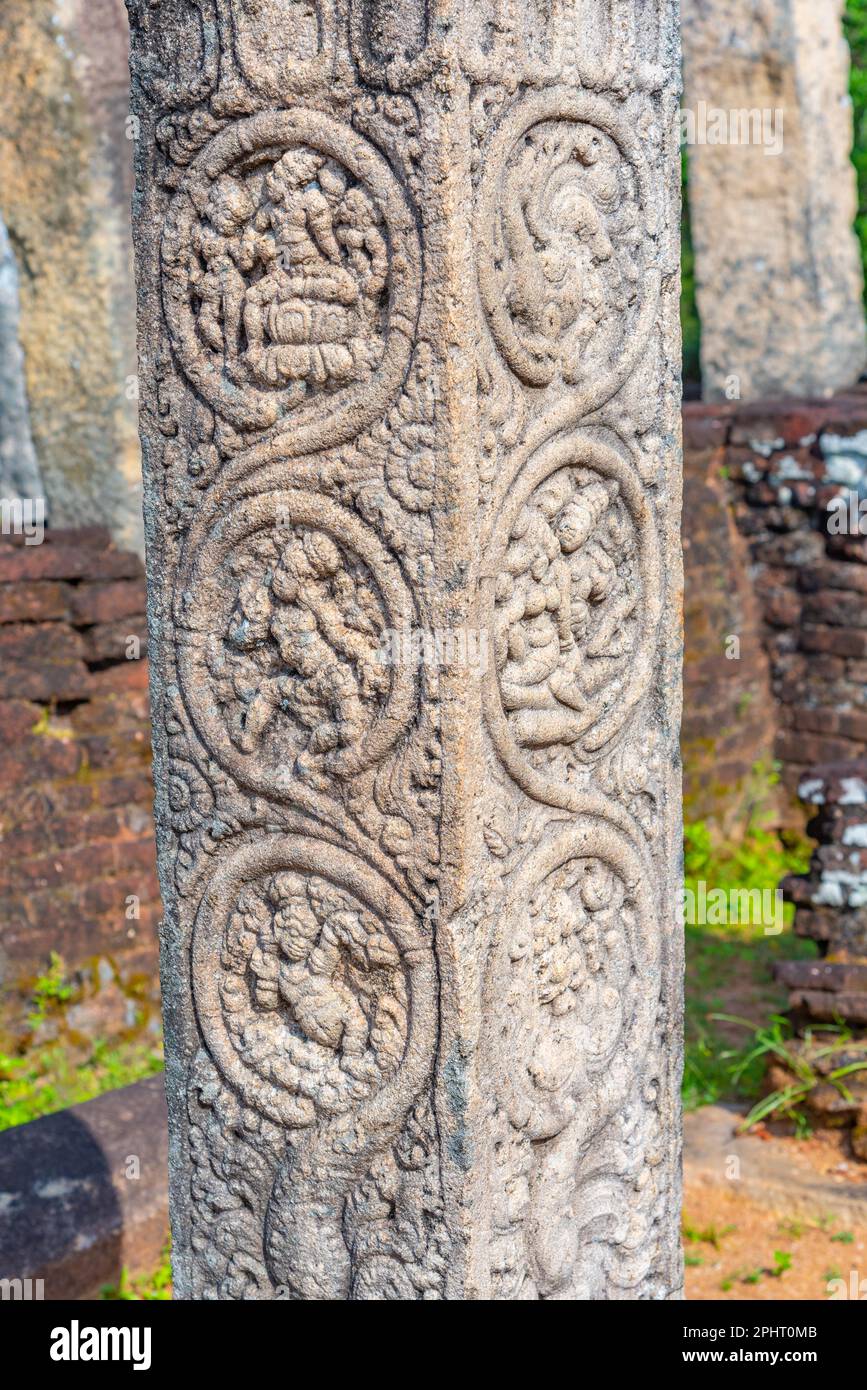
[0,1037,164,1132]
[683,809,816,1112]
[101,1243,172,1301]
[0,952,163,1132]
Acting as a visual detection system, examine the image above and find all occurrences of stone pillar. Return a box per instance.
[682,0,867,402]
[0,0,142,550]
[0,215,43,505]
[129,0,684,1300]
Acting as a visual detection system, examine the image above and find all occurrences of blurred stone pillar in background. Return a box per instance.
[682,0,867,401]
[0,0,142,551]
[129,0,684,1300]
[0,215,43,505]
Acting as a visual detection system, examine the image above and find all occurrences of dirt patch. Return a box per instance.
[685,1104,867,1300]
[684,1176,867,1301]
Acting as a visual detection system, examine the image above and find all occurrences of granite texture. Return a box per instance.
[129,0,684,1300]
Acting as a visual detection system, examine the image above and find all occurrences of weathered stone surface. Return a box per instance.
[685,1102,867,1227]
[682,0,867,401]
[0,1076,168,1300]
[130,0,684,1300]
[0,216,43,505]
[0,0,142,550]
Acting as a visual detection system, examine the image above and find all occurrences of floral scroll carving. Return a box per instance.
[485,819,658,1146]
[468,56,678,1303]
[482,818,668,1300]
[191,836,436,1299]
[131,0,680,1302]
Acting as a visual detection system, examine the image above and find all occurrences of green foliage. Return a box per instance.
[0,954,163,1132]
[683,791,814,1112]
[771,1250,793,1278]
[718,1016,867,1133]
[27,953,74,1028]
[0,1037,164,1132]
[681,148,701,383]
[101,1243,172,1301]
[721,1251,794,1291]
[683,1220,736,1251]
[683,770,811,894]
[845,1,867,303]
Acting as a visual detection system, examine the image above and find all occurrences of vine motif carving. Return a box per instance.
[130,0,680,1303]
[486,820,658,1140]
[483,818,662,1298]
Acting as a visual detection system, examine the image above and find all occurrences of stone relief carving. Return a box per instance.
[161,110,422,438]
[130,0,681,1300]
[477,93,660,410]
[349,0,437,88]
[482,819,669,1299]
[175,488,417,800]
[486,820,658,1146]
[129,0,220,107]
[460,0,669,92]
[220,0,338,97]
[191,836,437,1298]
[483,434,661,808]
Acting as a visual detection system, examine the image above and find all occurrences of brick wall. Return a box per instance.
[0,527,159,1026]
[781,761,867,995]
[682,389,867,825]
[682,409,777,830]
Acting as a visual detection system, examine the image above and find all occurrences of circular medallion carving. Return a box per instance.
[161,109,422,444]
[176,489,416,799]
[477,91,659,407]
[487,820,659,1144]
[192,837,431,1129]
[482,435,660,808]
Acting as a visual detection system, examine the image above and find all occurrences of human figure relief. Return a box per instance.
[192,175,258,359]
[205,524,389,786]
[246,871,405,1073]
[189,146,388,395]
[494,467,640,759]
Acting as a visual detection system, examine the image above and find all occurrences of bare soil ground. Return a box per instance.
[685,1123,867,1300]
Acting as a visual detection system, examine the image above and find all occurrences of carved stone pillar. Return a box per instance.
[682,0,867,401]
[129,0,684,1301]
